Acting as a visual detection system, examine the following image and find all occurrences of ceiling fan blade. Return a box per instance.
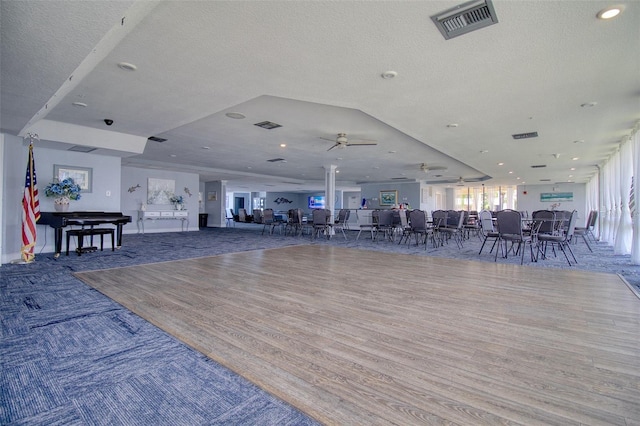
[327,143,340,151]
[346,141,377,146]
[318,137,336,142]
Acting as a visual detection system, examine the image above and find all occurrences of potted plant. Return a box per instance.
[44,178,82,211]
[169,194,185,210]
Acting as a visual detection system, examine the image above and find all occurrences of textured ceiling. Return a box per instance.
[1,1,639,192]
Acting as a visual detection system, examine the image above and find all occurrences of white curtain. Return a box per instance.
[601,160,613,243]
[614,139,633,254]
[611,153,621,246]
[631,126,640,265]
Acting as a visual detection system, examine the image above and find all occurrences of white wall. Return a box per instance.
[360,181,421,209]
[1,135,124,261]
[517,183,587,221]
[121,166,199,233]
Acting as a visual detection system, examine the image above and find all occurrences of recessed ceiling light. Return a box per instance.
[597,5,624,19]
[72,102,87,108]
[497,162,504,166]
[336,170,340,173]
[570,167,576,171]
[480,150,489,154]
[508,171,513,174]
[170,154,177,158]
[388,150,396,154]
[226,112,246,119]
[572,157,579,161]
[573,139,585,144]
[201,146,210,150]
[117,62,137,71]
[336,157,343,160]
[581,101,598,108]
[381,71,397,79]
[280,143,286,148]
[447,123,459,128]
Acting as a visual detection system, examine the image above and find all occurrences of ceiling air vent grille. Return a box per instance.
[254,121,282,130]
[431,0,498,40]
[512,131,539,140]
[148,136,167,143]
[267,158,286,163]
[531,165,547,168]
[68,145,96,153]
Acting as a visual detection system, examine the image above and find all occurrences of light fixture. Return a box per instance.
[72,102,87,108]
[447,123,459,128]
[572,157,579,161]
[581,101,598,108]
[381,71,397,79]
[280,143,286,148]
[597,5,624,19]
[497,162,504,166]
[225,112,246,119]
[201,146,210,150]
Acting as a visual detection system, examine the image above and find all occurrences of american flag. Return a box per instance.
[21,143,40,262]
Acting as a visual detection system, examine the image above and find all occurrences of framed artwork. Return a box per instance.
[207,191,218,201]
[540,192,573,202]
[54,165,92,192]
[147,178,175,205]
[379,190,398,206]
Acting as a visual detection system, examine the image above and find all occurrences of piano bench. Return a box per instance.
[66,228,115,256]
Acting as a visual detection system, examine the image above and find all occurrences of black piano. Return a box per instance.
[39,211,132,257]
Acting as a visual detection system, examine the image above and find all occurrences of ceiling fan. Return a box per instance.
[419,163,448,173]
[320,133,378,151]
[426,175,485,185]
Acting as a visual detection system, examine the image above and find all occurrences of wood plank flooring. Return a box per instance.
[76,246,640,425]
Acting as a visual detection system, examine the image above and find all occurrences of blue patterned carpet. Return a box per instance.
[1,225,638,425]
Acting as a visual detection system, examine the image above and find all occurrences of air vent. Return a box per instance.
[512,132,538,140]
[531,164,547,168]
[267,158,286,163]
[539,179,551,182]
[431,0,498,40]
[148,136,167,143]
[392,177,410,180]
[68,145,96,153]
[254,121,282,130]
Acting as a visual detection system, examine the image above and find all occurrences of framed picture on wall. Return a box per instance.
[54,165,92,192]
[379,190,398,206]
[147,178,175,205]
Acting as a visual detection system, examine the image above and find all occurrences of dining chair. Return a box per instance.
[312,208,332,239]
[396,209,412,245]
[537,210,578,265]
[375,210,395,242]
[261,208,282,235]
[573,210,597,251]
[478,209,499,255]
[333,209,350,239]
[438,210,465,249]
[495,209,535,265]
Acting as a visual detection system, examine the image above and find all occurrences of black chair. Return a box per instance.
[495,209,535,265]
[407,209,432,249]
[573,210,597,251]
[439,210,465,249]
[311,209,332,239]
[334,209,350,239]
[375,210,395,241]
[537,210,578,265]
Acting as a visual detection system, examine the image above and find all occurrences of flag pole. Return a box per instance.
[14,133,41,264]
